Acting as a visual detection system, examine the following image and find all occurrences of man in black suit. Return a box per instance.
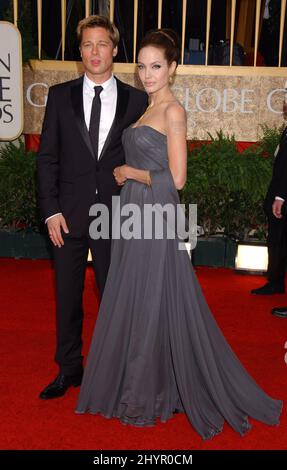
[251,109,287,297]
[37,15,148,399]
[270,110,287,317]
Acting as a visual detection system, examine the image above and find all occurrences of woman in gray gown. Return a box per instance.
[76,29,282,440]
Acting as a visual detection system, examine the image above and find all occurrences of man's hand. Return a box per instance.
[47,214,69,247]
[272,199,284,219]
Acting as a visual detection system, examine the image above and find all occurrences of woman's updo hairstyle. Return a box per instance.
[139,28,180,67]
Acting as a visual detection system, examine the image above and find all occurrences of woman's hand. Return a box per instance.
[113,165,129,186]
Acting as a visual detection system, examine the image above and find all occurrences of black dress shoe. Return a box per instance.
[39,373,83,400]
[271,307,287,318]
[251,282,285,295]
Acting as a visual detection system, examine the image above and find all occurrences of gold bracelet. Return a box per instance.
[146,172,151,186]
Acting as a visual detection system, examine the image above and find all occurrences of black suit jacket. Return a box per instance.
[264,127,287,215]
[37,76,148,236]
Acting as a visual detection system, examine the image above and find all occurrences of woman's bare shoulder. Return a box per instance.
[165,100,186,132]
[165,100,186,120]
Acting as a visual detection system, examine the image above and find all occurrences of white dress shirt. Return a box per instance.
[83,73,117,158]
[46,73,117,223]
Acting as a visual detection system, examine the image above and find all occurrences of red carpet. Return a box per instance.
[0,259,286,450]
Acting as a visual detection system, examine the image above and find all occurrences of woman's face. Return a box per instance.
[137,46,176,94]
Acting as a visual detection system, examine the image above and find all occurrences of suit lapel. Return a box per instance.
[71,77,96,159]
[281,127,287,144]
[98,77,129,161]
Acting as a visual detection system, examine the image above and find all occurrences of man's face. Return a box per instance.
[80,27,117,82]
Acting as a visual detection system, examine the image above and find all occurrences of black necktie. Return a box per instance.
[89,85,103,158]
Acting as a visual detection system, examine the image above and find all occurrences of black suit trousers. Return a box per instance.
[53,227,111,376]
[266,214,287,285]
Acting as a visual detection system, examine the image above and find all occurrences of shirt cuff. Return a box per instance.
[45,213,62,224]
[275,197,285,202]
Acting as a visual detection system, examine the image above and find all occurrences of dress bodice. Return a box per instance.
[122,125,169,171]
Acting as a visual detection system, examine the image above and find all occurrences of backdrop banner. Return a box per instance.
[0,21,23,141]
[22,64,287,142]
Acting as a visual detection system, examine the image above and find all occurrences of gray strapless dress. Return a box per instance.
[76,125,282,440]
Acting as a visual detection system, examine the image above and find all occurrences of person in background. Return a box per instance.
[251,99,287,297]
[270,98,287,317]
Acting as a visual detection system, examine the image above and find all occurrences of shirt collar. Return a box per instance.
[83,73,115,94]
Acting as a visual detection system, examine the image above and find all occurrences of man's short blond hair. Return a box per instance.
[77,15,119,47]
